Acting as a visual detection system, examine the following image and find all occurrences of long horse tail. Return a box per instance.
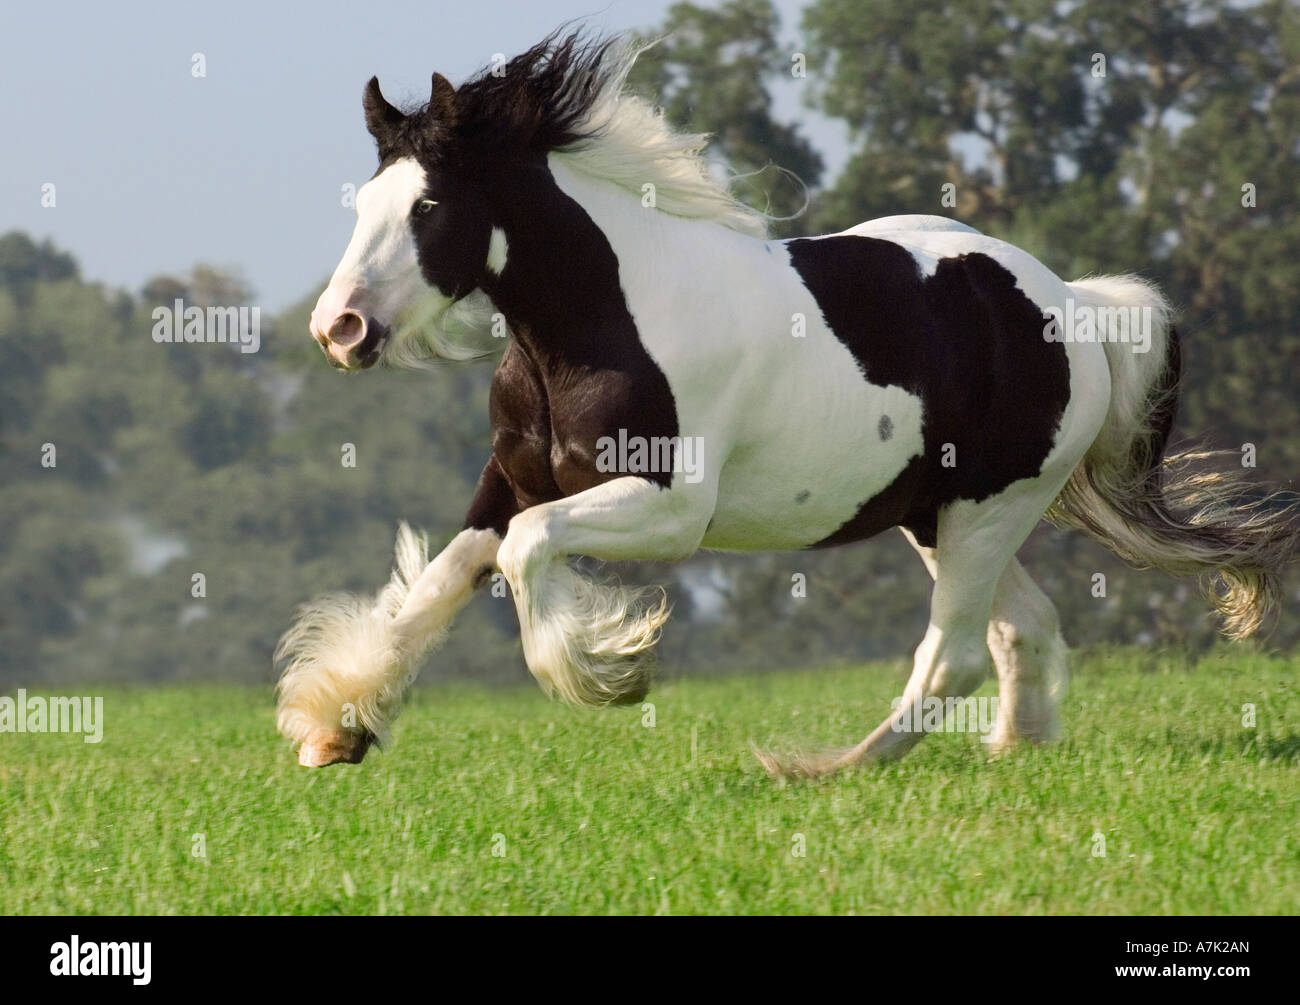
[1048,275,1300,639]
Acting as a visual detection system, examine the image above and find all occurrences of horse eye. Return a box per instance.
[416,199,438,215]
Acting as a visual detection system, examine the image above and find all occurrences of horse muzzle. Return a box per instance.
[311,309,390,370]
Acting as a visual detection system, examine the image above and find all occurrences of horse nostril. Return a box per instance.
[327,311,367,348]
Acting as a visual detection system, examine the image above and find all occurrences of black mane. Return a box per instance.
[392,30,621,164]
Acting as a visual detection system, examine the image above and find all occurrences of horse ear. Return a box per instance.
[363,77,404,140]
[428,72,458,126]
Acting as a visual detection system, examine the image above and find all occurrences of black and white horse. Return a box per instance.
[276,32,1297,775]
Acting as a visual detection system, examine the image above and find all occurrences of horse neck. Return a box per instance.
[481,157,747,360]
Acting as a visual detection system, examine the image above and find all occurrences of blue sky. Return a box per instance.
[2,0,843,312]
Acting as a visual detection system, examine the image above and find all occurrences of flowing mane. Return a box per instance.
[424,31,771,238]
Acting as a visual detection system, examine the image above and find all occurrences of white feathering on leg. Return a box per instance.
[274,523,432,746]
[513,560,669,708]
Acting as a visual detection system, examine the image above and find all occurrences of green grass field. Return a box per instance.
[2,648,1296,915]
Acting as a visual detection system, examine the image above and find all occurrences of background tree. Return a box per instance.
[627,0,825,233]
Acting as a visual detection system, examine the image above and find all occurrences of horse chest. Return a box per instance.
[488,340,679,506]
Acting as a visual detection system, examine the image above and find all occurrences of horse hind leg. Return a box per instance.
[882,537,1068,753]
[985,558,1068,755]
[758,491,1058,779]
[757,543,996,776]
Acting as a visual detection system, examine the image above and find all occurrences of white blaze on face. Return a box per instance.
[311,157,443,350]
[486,226,509,275]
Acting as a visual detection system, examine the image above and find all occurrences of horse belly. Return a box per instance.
[697,379,926,551]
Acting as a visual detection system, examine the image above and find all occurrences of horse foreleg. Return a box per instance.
[275,458,514,766]
[496,476,714,708]
[275,525,500,765]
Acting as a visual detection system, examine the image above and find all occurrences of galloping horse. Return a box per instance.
[276,32,1297,776]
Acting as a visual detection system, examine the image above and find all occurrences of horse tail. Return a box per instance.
[1048,275,1300,639]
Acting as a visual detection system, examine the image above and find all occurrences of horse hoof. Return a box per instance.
[297,729,373,767]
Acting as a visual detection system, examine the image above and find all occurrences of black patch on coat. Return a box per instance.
[472,159,680,509]
[786,237,1071,549]
[878,414,893,441]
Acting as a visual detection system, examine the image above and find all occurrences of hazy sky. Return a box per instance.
[3,0,842,313]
